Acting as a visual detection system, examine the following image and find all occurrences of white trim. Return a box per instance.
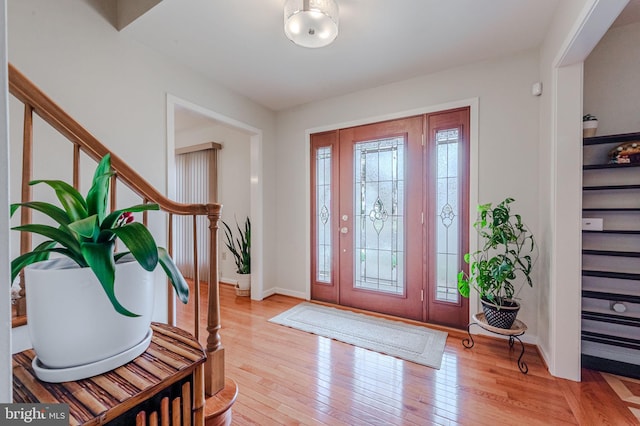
[166,95,265,305]
[0,0,11,402]
[263,287,307,301]
[554,0,629,68]
[541,0,628,382]
[304,98,480,319]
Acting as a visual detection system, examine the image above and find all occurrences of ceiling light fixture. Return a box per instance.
[284,0,339,48]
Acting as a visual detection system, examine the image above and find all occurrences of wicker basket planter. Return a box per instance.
[480,297,520,329]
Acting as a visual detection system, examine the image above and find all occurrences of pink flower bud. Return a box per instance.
[119,211,135,225]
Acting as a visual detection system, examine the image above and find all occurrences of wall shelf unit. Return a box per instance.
[582,131,640,379]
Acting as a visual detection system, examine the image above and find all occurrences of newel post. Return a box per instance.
[205,206,225,396]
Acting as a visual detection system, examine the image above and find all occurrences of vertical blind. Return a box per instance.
[175,142,221,280]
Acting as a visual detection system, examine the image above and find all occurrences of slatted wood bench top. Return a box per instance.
[13,323,207,425]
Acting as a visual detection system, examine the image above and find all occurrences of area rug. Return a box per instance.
[269,302,447,369]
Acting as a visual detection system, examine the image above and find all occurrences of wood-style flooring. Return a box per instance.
[177,283,639,425]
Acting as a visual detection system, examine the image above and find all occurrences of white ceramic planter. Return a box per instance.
[25,256,154,376]
[236,273,251,297]
[583,120,598,138]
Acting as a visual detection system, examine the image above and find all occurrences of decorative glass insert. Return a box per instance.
[353,137,405,295]
[435,128,461,303]
[316,146,332,283]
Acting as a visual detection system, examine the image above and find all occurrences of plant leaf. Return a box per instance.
[10,201,71,226]
[12,224,84,261]
[86,154,114,223]
[107,222,159,271]
[10,240,56,282]
[158,247,189,304]
[11,245,83,283]
[457,271,470,298]
[69,215,99,240]
[114,251,131,262]
[81,241,138,317]
[30,179,88,222]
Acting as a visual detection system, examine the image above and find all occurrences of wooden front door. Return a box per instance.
[311,108,470,328]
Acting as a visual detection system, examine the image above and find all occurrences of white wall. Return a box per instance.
[537,0,629,381]
[0,0,12,403]
[584,21,640,135]
[174,122,251,281]
[276,50,543,337]
[7,0,276,345]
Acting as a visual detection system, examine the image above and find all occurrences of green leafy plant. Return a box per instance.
[222,217,250,274]
[457,197,536,307]
[10,154,189,317]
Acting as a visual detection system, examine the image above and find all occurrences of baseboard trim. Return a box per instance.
[219,277,237,286]
[261,287,307,300]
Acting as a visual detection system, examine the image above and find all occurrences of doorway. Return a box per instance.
[310,108,470,328]
[166,95,264,302]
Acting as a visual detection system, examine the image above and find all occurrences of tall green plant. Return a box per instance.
[10,154,189,317]
[222,217,250,274]
[457,198,536,307]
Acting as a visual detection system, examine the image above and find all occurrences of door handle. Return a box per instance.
[340,227,348,234]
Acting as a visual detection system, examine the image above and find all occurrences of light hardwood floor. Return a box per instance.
[178,283,639,425]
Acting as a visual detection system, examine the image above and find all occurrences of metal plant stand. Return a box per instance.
[463,313,528,374]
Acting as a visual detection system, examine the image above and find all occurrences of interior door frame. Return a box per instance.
[305,98,480,320]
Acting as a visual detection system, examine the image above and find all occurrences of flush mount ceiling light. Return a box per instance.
[284,0,339,48]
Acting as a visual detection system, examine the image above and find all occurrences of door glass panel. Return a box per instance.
[435,129,460,303]
[353,137,405,295]
[316,146,332,283]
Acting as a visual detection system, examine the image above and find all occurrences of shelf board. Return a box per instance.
[582,311,640,327]
[581,354,640,379]
[582,330,640,350]
[582,290,640,304]
[582,249,640,258]
[582,270,640,280]
[583,162,640,170]
[582,207,640,212]
[583,184,640,191]
[583,132,640,146]
[583,229,640,234]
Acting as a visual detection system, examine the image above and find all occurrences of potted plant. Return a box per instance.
[10,154,189,381]
[457,197,536,329]
[583,114,598,138]
[222,217,251,296]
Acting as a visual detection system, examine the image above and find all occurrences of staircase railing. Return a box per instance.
[8,63,225,396]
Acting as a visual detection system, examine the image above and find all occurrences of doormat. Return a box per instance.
[269,302,447,369]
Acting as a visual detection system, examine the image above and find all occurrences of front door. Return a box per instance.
[337,117,424,320]
[310,109,470,328]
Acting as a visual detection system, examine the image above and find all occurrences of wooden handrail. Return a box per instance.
[8,64,219,216]
[8,63,225,397]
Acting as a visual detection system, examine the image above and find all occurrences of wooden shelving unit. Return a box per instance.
[581,131,640,378]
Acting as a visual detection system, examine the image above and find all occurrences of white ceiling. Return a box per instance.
[120,0,635,112]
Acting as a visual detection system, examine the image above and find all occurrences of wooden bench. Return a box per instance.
[12,323,206,425]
